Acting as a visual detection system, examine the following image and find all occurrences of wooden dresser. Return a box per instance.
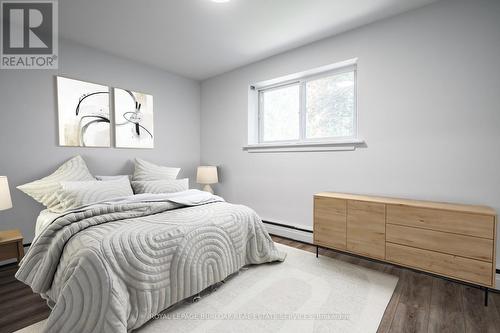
[313,192,497,303]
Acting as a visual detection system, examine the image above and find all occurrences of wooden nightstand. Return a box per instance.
[0,229,24,264]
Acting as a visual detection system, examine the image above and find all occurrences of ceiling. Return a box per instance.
[60,0,438,80]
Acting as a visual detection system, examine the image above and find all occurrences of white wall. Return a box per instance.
[200,0,500,268]
[0,39,201,244]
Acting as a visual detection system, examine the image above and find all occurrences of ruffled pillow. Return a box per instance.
[133,158,180,181]
[131,179,189,194]
[17,156,94,211]
[95,175,131,181]
[56,177,133,212]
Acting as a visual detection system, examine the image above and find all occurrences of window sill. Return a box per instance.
[242,139,366,153]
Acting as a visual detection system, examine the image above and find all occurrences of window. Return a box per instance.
[247,59,361,152]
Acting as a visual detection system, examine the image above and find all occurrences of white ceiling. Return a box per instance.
[60,0,438,80]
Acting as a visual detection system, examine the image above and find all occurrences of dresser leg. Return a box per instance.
[316,246,319,258]
[484,288,489,306]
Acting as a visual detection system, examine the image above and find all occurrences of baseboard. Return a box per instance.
[262,221,313,244]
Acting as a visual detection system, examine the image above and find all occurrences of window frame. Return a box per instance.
[256,64,358,145]
[257,81,302,143]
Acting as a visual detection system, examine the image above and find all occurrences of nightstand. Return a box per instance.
[0,229,24,264]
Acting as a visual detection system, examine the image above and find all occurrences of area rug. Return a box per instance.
[15,243,398,333]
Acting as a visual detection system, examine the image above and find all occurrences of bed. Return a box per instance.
[16,190,286,333]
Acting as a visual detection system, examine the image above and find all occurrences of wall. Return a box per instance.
[0,39,201,244]
[200,0,500,268]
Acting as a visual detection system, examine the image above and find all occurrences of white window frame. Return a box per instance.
[245,58,364,153]
[257,81,302,144]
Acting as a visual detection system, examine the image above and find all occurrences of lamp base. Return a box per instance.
[202,184,214,194]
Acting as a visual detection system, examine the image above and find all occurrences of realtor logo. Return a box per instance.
[1,0,58,69]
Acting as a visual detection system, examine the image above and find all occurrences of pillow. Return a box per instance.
[17,156,94,210]
[95,175,131,181]
[131,179,189,194]
[56,177,134,212]
[133,158,180,181]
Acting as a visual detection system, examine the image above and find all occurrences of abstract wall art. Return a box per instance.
[57,76,111,147]
[114,88,154,149]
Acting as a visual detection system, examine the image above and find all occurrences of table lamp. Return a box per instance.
[197,166,218,194]
[0,176,12,211]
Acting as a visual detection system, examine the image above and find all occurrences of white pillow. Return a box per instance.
[17,156,94,210]
[131,179,189,194]
[55,177,134,212]
[133,158,180,181]
[95,175,131,181]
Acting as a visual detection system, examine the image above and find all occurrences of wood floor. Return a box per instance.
[1,236,499,333]
[0,264,49,333]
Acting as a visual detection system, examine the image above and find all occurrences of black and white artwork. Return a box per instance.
[57,76,111,147]
[114,88,154,149]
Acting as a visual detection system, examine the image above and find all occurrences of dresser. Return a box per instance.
[313,192,497,305]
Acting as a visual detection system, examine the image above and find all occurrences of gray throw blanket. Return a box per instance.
[16,191,286,332]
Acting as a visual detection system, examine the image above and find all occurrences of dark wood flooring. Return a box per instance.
[1,236,499,333]
[0,264,49,333]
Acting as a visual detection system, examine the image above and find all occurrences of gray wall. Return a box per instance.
[0,39,201,243]
[200,0,500,268]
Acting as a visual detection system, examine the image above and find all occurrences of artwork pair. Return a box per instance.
[57,76,154,149]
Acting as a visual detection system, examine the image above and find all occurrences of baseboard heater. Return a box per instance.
[262,220,313,233]
[262,220,313,245]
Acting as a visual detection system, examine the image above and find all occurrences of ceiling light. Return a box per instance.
[211,0,230,3]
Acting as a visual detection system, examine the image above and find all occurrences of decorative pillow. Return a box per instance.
[17,156,94,210]
[133,158,180,181]
[55,177,134,212]
[131,179,189,194]
[95,175,131,181]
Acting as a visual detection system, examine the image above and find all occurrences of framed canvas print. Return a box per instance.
[114,88,154,149]
[57,76,111,147]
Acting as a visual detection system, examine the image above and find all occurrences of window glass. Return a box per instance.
[261,84,300,142]
[306,71,355,139]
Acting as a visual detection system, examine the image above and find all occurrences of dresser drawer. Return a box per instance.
[314,197,346,249]
[386,224,493,262]
[387,205,494,239]
[386,242,493,286]
[347,200,385,259]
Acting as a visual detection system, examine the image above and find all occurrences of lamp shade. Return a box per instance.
[197,166,218,184]
[0,176,13,211]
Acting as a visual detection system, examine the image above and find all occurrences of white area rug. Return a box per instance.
[16,243,398,333]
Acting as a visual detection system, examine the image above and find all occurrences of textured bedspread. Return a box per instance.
[16,190,286,332]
